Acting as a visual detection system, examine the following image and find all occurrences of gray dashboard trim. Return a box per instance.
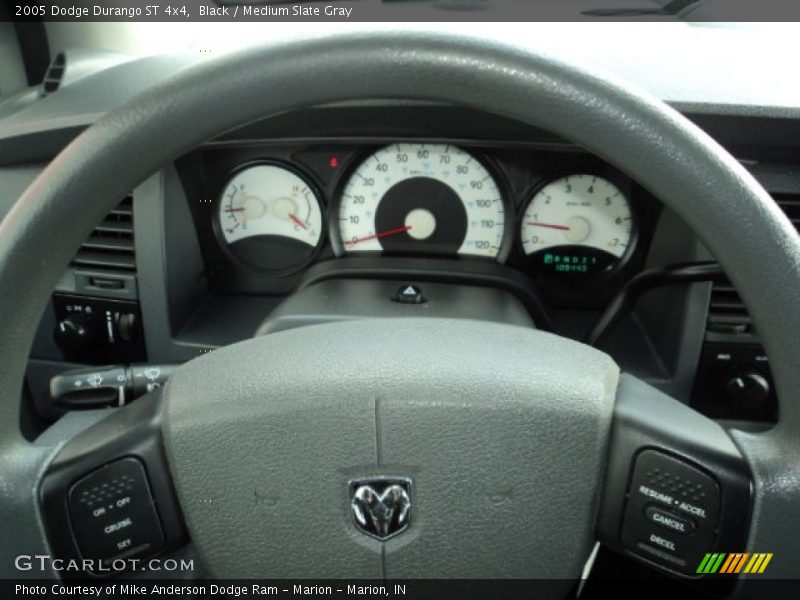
[2,101,800,167]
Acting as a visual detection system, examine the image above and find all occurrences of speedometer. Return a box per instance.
[337,143,506,258]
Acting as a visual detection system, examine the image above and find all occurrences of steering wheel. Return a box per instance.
[2,33,799,592]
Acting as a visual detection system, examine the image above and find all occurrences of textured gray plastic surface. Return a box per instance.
[0,33,798,585]
[164,319,618,579]
[0,53,197,163]
[257,279,534,335]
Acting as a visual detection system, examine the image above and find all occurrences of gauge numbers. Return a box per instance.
[521,174,633,276]
[338,143,506,258]
[219,164,323,272]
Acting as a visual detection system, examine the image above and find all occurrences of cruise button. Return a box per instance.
[645,505,696,535]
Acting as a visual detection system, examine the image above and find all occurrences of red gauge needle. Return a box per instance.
[345,225,413,246]
[225,207,245,213]
[527,221,571,231]
[288,213,308,229]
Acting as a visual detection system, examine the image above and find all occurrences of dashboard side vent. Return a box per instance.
[706,191,799,337]
[40,52,66,97]
[70,196,136,272]
[706,279,751,335]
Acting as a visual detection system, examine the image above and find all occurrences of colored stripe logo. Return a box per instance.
[696,553,773,574]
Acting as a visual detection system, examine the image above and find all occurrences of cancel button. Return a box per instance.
[645,505,696,535]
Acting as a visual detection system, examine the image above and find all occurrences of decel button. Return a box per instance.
[645,505,696,534]
[620,449,721,576]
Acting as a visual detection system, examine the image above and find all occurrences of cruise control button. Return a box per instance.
[646,505,696,534]
[620,450,721,575]
[647,532,678,553]
[69,457,165,566]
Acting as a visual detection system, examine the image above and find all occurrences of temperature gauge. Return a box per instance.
[219,163,323,272]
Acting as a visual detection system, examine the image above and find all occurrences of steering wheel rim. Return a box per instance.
[1,31,799,583]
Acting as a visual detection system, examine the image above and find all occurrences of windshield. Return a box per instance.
[38,21,800,110]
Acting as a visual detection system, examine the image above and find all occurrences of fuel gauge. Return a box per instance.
[219,163,323,272]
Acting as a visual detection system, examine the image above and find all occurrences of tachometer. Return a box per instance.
[520,173,633,277]
[337,143,506,258]
[218,163,323,272]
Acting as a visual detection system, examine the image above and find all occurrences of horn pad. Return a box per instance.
[162,318,618,586]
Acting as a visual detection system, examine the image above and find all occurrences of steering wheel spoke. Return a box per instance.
[596,374,752,592]
[39,392,187,578]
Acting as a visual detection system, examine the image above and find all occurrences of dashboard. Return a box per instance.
[11,99,794,429]
[180,138,659,311]
[2,47,798,434]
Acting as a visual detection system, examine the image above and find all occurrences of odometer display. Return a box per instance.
[521,173,633,277]
[337,143,506,259]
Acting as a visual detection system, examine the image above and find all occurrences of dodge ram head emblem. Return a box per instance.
[350,477,412,540]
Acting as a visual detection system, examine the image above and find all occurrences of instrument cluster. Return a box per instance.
[184,141,658,305]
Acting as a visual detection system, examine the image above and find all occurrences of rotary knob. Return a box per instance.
[725,371,771,407]
[53,313,101,355]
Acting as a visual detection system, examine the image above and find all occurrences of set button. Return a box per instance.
[68,457,165,568]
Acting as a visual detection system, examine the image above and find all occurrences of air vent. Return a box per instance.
[40,52,66,97]
[70,196,136,272]
[706,191,799,337]
[706,279,751,335]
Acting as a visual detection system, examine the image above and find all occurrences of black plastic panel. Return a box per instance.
[691,343,777,422]
[620,449,721,575]
[52,293,145,364]
[68,457,165,568]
